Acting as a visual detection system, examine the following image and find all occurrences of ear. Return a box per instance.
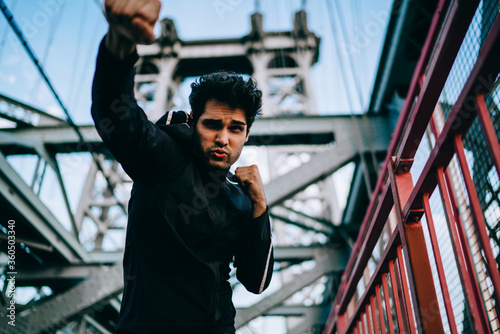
[245,127,250,142]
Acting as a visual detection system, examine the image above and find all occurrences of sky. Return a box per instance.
[0,0,392,125]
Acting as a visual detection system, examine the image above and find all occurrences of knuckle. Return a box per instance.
[111,8,123,18]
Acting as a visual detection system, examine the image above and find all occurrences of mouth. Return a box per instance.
[211,150,228,159]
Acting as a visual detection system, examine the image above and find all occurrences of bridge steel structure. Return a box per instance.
[323,0,500,333]
[0,8,396,333]
[0,108,391,333]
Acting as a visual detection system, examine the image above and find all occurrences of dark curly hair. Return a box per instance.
[189,71,263,130]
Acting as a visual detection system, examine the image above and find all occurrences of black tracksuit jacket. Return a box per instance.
[91,38,274,334]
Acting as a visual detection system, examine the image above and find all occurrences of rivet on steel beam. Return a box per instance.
[405,208,424,223]
[396,158,414,174]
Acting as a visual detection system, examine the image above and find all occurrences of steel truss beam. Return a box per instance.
[0,94,65,128]
[4,264,123,334]
[266,118,391,207]
[264,305,323,334]
[81,314,113,334]
[138,33,317,59]
[15,265,105,286]
[235,245,348,329]
[0,151,88,263]
[14,245,335,285]
[264,305,321,317]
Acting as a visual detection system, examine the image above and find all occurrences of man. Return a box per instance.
[91,1,273,333]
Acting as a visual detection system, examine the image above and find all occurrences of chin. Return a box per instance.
[209,163,230,171]
[201,158,228,171]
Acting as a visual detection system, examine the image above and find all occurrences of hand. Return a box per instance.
[104,0,161,58]
[234,165,267,218]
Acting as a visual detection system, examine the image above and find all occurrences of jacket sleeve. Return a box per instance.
[91,36,185,180]
[234,209,274,294]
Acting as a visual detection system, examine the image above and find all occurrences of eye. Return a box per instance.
[230,126,244,133]
[203,120,221,129]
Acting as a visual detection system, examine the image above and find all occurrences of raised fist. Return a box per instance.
[105,0,161,45]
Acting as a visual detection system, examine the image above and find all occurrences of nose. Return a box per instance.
[215,129,229,147]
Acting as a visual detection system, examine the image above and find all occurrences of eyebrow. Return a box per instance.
[231,120,247,126]
[202,119,246,126]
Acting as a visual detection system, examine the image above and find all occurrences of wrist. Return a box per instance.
[252,202,267,218]
[105,28,136,60]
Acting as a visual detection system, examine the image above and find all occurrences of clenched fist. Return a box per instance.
[104,0,161,59]
[234,165,267,218]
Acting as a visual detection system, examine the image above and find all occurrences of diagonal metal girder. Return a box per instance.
[0,152,88,263]
[259,305,323,334]
[0,93,66,127]
[15,245,332,285]
[265,120,390,207]
[288,318,324,334]
[4,264,123,334]
[15,265,105,286]
[266,305,324,334]
[263,305,322,317]
[235,244,349,329]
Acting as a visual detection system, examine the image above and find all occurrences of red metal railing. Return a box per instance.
[324,1,500,333]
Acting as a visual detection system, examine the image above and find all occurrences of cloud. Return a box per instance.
[0,72,16,84]
[3,52,21,66]
[47,104,64,117]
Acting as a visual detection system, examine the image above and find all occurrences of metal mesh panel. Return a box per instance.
[447,156,478,334]
[385,271,400,333]
[429,175,473,334]
[352,214,395,311]
[411,125,433,185]
[486,74,500,144]
[485,69,500,334]
[481,0,500,41]
[439,0,499,115]
[435,1,500,331]
[451,148,500,332]
[439,8,482,113]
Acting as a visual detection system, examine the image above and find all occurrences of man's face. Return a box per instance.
[193,99,249,171]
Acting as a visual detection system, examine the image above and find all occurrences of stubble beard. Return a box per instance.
[193,132,231,172]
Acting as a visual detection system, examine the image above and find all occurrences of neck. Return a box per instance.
[196,160,230,186]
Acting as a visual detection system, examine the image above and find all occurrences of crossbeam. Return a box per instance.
[0,94,65,128]
[15,245,333,285]
[235,245,348,328]
[5,265,123,334]
[0,115,389,153]
[0,152,88,263]
[265,127,390,207]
